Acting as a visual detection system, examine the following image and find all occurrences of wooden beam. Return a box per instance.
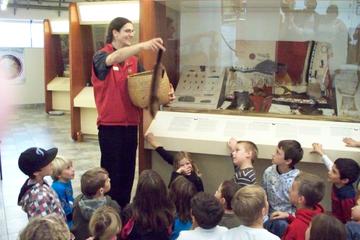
[44,19,64,113]
[69,2,95,141]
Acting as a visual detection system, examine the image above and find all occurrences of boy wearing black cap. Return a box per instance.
[17,147,65,220]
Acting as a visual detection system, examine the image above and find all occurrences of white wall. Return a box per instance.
[9,48,44,104]
[1,9,67,105]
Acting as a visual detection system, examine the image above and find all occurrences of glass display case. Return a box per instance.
[156,0,360,122]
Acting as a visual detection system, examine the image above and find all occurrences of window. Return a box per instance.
[0,19,44,47]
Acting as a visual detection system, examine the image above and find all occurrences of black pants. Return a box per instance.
[98,125,138,208]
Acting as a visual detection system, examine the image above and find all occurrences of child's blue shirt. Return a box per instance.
[52,180,74,226]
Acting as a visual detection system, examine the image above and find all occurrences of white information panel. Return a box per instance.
[146,111,360,163]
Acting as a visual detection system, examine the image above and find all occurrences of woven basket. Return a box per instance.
[128,68,170,108]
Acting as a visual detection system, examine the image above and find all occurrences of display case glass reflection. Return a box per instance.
[159,0,359,121]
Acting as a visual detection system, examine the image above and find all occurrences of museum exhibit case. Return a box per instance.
[144,0,360,207]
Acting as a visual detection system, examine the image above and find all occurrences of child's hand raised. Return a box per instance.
[271,211,289,220]
[145,132,160,148]
[343,137,360,148]
[311,143,324,156]
[228,137,237,152]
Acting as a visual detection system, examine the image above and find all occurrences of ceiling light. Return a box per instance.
[77,1,139,25]
[1,0,8,11]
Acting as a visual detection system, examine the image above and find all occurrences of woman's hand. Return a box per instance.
[142,38,166,52]
[168,83,176,102]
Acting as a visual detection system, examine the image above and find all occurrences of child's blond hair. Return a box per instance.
[174,151,201,176]
[51,156,72,181]
[19,213,70,240]
[89,205,121,240]
[237,141,258,163]
[232,185,266,226]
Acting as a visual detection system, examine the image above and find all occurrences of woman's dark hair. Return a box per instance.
[169,176,197,222]
[309,214,346,240]
[132,170,174,232]
[105,17,132,44]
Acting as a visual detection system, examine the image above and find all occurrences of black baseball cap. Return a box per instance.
[18,147,58,176]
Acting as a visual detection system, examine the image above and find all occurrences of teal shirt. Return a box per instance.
[171,216,192,240]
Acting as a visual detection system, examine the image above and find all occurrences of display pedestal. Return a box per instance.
[47,77,70,111]
[73,87,97,135]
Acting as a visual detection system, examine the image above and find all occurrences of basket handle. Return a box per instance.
[149,49,164,118]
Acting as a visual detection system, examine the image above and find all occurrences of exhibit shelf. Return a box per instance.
[146,111,360,163]
[73,86,96,108]
[47,77,70,91]
[46,77,70,111]
[73,86,97,136]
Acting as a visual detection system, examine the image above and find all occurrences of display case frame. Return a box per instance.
[152,0,360,123]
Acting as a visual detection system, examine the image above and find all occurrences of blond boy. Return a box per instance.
[221,185,279,240]
[228,138,258,187]
[51,156,75,226]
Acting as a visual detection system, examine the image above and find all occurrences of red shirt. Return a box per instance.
[331,184,356,223]
[92,43,140,126]
[282,204,324,240]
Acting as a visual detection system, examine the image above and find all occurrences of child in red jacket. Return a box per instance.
[312,143,360,223]
[271,172,325,240]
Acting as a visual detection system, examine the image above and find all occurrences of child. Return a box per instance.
[121,169,174,240]
[169,175,198,240]
[262,140,303,237]
[51,156,75,227]
[89,205,122,240]
[271,172,325,240]
[214,179,241,228]
[345,201,360,240]
[177,192,227,240]
[145,132,204,192]
[71,167,120,240]
[312,143,360,223]
[222,185,280,240]
[305,214,346,240]
[19,213,71,240]
[227,137,258,187]
[17,147,65,220]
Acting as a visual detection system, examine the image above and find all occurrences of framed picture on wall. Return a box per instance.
[0,48,25,85]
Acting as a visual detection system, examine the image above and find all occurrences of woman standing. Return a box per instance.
[91,17,165,208]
